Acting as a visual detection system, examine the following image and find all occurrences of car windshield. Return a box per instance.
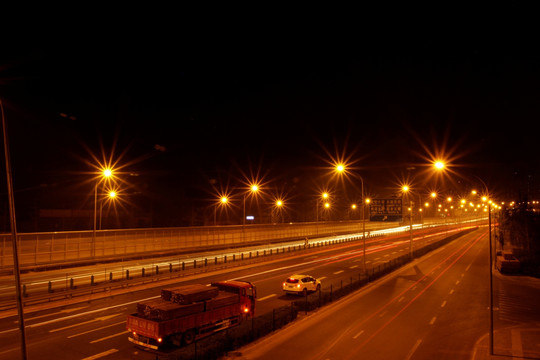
[286,278,299,284]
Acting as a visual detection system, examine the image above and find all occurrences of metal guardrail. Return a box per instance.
[0,233,374,311]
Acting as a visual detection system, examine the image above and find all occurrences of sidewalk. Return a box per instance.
[472,271,540,360]
[472,325,540,359]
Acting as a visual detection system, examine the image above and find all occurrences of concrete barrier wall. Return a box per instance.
[0,220,398,269]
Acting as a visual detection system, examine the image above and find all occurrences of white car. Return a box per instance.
[283,274,321,296]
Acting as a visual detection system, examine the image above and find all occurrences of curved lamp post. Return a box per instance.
[335,164,367,272]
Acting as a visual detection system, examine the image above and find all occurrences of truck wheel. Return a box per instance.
[183,329,196,345]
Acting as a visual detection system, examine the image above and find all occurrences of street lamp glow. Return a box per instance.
[276,200,283,207]
[220,196,228,204]
[108,191,116,198]
[103,168,113,178]
[434,161,445,170]
[402,185,409,193]
[335,164,345,173]
[322,192,329,199]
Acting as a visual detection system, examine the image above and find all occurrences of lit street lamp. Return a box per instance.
[99,189,117,230]
[402,185,413,258]
[317,192,329,221]
[93,168,113,257]
[243,184,260,226]
[214,196,228,226]
[335,164,367,272]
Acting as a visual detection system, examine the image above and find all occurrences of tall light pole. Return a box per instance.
[243,184,259,226]
[317,192,329,222]
[335,164,367,272]
[402,185,413,258]
[93,168,113,257]
[436,159,494,356]
[214,196,228,226]
[2,98,28,359]
[99,190,117,230]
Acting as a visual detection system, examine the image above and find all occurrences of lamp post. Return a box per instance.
[214,196,228,226]
[437,158,494,356]
[93,169,113,257]
[99,190,116,230]
[402,185,413,258]
[335,164,367,272]
[317,192,329,221]
[243,184,259,226]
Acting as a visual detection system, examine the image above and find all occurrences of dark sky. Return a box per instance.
[1,8,539,229]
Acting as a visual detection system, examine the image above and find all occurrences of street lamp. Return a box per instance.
[99,189,117,230]
[402,185,413,258]
[214,196,228,226]
[335,164,367,272]
[317,192,329,221]
[93,168,113,257]
[243,184,260,226]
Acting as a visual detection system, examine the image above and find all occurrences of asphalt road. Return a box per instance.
[237,228,495,359]
[0,226,471,360]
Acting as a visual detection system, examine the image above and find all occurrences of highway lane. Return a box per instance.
[237,228,490,360]
[0,226,471,360]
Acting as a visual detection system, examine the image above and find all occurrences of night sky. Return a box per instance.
[1,8,539,231]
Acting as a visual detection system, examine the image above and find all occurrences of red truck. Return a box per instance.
[127,280,256,349]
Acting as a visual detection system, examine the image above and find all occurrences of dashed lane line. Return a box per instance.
[81,349,118,360]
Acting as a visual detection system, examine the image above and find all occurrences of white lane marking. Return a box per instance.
[90,330,128,344]
[16,306,89,323]
[353,330,364,339]
[257,294,277,301]
[374,257,381,260]
[466,264,472,271]
[398,296,404,302]
[49,314,121,333]
[449,289,454,295]
[334,270,344,275]
[81,349,118,360]
[441,300,447,308]
[405,339,422,360]
[456,280,460,285]
[349,265,358,269]
[430,317,437,325]
[68,321,125,338]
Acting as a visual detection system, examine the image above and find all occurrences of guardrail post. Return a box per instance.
[233,254,235,262]
[241,253,244,260]
[193,260,197,269]
[169,263,173,272]
[48,281,53,293]
[263,250,266,256]
[70,278,75,289]
[205,258,208,266]
[126,269,130,280]
[249,252,252,259]
[215,257,218,265]
[182,262,185,271]
[155,265,159,275]
[109,272,113,281]
[141,268,145,277]
[91,275,95,286]
[224,255,227,263]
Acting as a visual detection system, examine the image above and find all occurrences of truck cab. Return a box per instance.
[211,280,257,316]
